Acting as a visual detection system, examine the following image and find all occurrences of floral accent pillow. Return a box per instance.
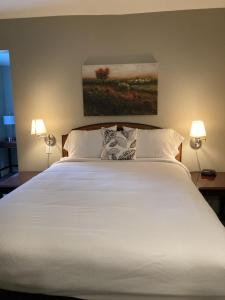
[101,128,138,160]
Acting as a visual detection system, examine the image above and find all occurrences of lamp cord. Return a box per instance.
[47,144,51,168]
[195,150,201,172]
[195,150,201,185]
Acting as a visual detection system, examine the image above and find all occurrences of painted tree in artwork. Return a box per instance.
[95,67,110,80]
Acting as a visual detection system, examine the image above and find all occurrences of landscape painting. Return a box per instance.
[82,63,158,116]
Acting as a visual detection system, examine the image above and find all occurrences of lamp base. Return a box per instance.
[190,137,202,149]
[44,134,56,146]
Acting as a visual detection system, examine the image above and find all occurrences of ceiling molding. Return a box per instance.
[0,0,225,19]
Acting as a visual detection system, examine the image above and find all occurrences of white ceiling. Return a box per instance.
[0,0,225,19]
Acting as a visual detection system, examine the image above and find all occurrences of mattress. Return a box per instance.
[0,158,225,300]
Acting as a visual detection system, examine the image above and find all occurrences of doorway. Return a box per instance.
[0,50,18,178]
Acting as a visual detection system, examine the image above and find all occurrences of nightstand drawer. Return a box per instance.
[191,172,225,224]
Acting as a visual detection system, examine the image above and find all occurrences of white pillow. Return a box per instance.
[64,126,117,158]
[123,127,184,159]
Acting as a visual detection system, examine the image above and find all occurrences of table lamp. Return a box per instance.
[31,119,56,146]
[190,120,206,149]
[190,120,216,177]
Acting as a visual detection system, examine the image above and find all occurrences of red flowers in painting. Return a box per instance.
[95,68,110,80]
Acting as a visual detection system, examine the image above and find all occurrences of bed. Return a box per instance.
[0,122,225,300]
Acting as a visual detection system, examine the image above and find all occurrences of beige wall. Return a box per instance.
[0,9,224,171]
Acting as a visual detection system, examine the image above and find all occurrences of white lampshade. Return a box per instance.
[190,120,206,138]
[31,119,47,136]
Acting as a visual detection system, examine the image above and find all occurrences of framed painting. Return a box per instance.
[82,63,158,116]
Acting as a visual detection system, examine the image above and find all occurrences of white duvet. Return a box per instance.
[0,159,225,300]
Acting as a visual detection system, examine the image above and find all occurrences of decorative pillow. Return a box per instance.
[101,128,138,160]
[123,126,184,159]
[64,126,117,158]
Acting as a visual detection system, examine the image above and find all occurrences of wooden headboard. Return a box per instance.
[62,122,182,162]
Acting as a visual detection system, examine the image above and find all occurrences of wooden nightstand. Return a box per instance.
[0,172,40,198]
[191,172,225,222]
[0,141,18,176]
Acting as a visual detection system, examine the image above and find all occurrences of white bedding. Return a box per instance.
[0,159,225,300]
